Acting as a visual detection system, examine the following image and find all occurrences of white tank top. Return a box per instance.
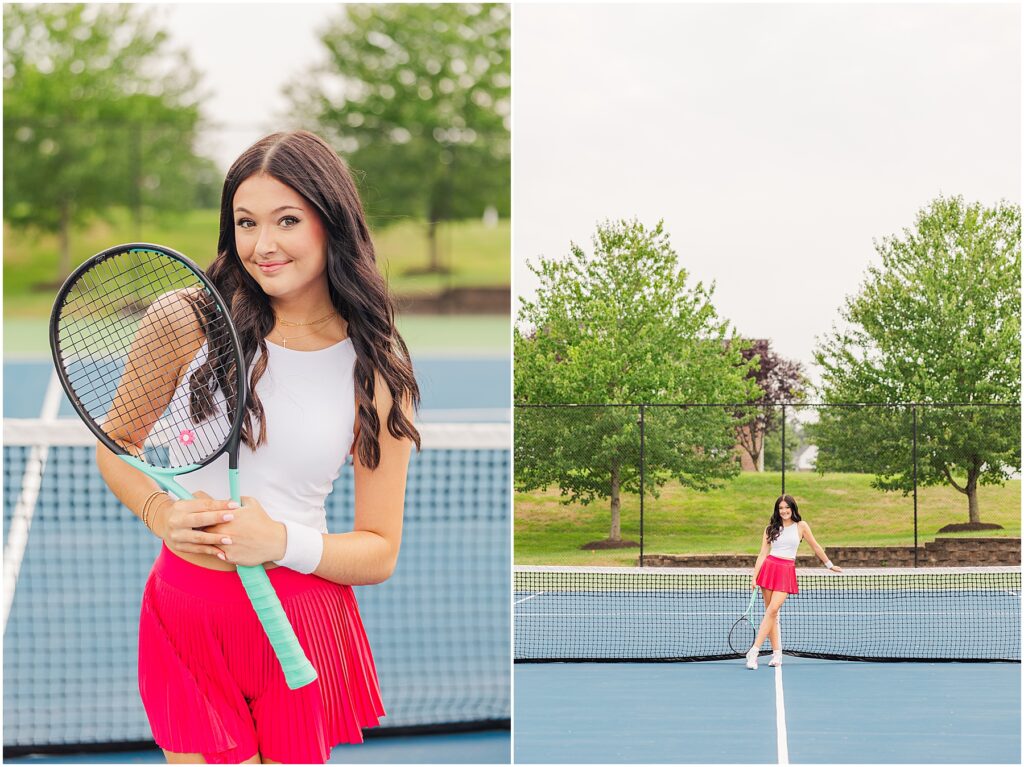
[769,522,801,559]
[153,339,357,533]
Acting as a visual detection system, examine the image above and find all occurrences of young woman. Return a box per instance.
[97,130,420,763]
[746,494,842,670]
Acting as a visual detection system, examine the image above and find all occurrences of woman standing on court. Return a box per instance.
[746,494,842,669]
[97,130,420,763]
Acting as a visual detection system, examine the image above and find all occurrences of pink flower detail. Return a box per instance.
[178,429,195,446]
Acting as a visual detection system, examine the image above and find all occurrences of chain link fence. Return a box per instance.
[514,403,1021,567]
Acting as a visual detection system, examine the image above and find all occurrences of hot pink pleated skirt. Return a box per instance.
[756,555,799,594]
[137,544,384,764]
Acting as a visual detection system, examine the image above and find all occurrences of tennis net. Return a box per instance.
[515,565,1020,663]
[3,418,510,754]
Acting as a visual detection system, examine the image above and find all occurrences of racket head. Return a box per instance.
[49,243,247,471]
[727,617,756,655]
[727,590,759,654]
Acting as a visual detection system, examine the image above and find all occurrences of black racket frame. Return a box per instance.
[49,242,249,472]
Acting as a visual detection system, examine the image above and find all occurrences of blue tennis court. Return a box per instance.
[514,565,1021,763]
[515,660,1020,763]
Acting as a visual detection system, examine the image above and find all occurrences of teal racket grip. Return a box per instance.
[228,467,318,690]
[236,564,318,688]
[744,590,758,618]
[122,458,318,689]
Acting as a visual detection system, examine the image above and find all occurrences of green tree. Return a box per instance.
[296,3,510,272]
[515,219,757,544]
[3,3,209,281]
[814,197,1021,525]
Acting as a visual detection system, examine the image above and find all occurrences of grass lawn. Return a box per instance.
[3,210,509,357]
[515,471,1021,566]
[3,210,509,318]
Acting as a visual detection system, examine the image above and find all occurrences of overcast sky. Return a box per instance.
[513,3,1020,382]
[158,3,336,170]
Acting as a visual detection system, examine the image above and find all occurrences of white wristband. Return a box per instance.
[823,559,834,570]
[274,521,324,574]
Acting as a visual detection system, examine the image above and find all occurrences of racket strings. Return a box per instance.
[61,289,196,414]
[67,296,232,464]
[55,248,237,469]
[183,290,238,426]
[65,253,187,343]
[727,618,756,654]
[59,252,187,355]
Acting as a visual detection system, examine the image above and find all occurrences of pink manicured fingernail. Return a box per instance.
[221,537,232,545]
[217,553,226,561]
[227,502,240,509]
[223,514,235,522]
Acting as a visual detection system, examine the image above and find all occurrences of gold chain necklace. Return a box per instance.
[276,327,328,349]
[274,311,338,349]
[276,310,337,327]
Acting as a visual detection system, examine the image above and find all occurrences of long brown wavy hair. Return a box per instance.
[195,130,420,468]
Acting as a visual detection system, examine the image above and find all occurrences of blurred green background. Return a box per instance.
[3,3,511,356]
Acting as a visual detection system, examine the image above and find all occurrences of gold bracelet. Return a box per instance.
[145,495,168,532]
[140,493,156,529]
[140,490,167,531]
[148,492,170,530]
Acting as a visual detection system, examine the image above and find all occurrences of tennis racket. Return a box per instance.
[727,590,758,655]
[49,242,317,690]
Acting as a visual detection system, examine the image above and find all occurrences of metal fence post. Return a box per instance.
[913,404,919,567]
[639,404,646,567]
[781,403,786,495]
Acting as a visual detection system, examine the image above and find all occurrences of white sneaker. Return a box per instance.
[745,647,759,670]
[768,651,783,667]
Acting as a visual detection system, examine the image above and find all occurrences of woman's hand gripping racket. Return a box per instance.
[727,590,758,656]
[50,243,317,690]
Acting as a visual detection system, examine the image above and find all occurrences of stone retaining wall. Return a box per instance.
[641,537,1020,568]
[398,286,510,314]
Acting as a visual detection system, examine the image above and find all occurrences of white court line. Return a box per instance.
[514,592,547,605]
[3,371,63,634]
[775,662,789,765]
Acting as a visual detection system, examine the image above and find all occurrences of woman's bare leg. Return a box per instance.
[749,587,771,651]
[770,609,782,652]
[751,589,789,652]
